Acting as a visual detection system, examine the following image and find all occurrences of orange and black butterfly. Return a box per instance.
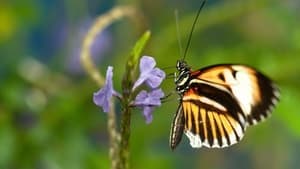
[169,1,280,150]
[169,61,280,149]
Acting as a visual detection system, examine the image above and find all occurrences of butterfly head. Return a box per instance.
[175,60,191,93]
[176,60,190,71]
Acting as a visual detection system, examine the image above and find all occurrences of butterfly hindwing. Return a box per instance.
[180,83,246,148]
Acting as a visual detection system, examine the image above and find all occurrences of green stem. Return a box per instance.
[118,30,151,169]
[119,105,131,169]
[119,52,134,169]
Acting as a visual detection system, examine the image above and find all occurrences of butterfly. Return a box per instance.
[169,61,280,149]
[168,0,280,150]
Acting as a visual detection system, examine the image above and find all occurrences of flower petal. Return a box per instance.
[145,68,166,89]
[143,106,154,124]
[134,89,164,124]
[140,56,156,74]
[148,89,164,105]
[93,89,110,112]
[134,89,164,107]
[134,90,148,105]
[132,75,147,91]
[93,66,114,113]
[106,66,113,90]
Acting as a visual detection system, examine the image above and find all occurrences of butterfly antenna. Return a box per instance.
[182,0,206,61]
[175,9,183,58]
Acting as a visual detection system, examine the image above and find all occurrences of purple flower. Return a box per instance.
[132,56,166,91]
[92,56,165,124]
[134,89,164,106]
[93,66,116,112]
[134,89,164,124]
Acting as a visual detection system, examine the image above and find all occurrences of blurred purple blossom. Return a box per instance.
[93,66,119,113]
[132,56,166,91]
[134,89,164,124]
[66,19,112,75]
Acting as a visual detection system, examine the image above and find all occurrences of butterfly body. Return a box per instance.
[170,60,280,150]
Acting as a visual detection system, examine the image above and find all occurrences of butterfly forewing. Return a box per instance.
[195,64,280,125]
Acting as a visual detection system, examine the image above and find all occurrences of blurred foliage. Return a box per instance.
[0,0,300,169]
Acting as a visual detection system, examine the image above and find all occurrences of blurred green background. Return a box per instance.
[1,0,300,169]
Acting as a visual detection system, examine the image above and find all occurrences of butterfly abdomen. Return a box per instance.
[170,104,185,150]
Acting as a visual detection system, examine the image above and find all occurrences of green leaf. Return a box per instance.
[128,30,151,69]
[121,30,151,99]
